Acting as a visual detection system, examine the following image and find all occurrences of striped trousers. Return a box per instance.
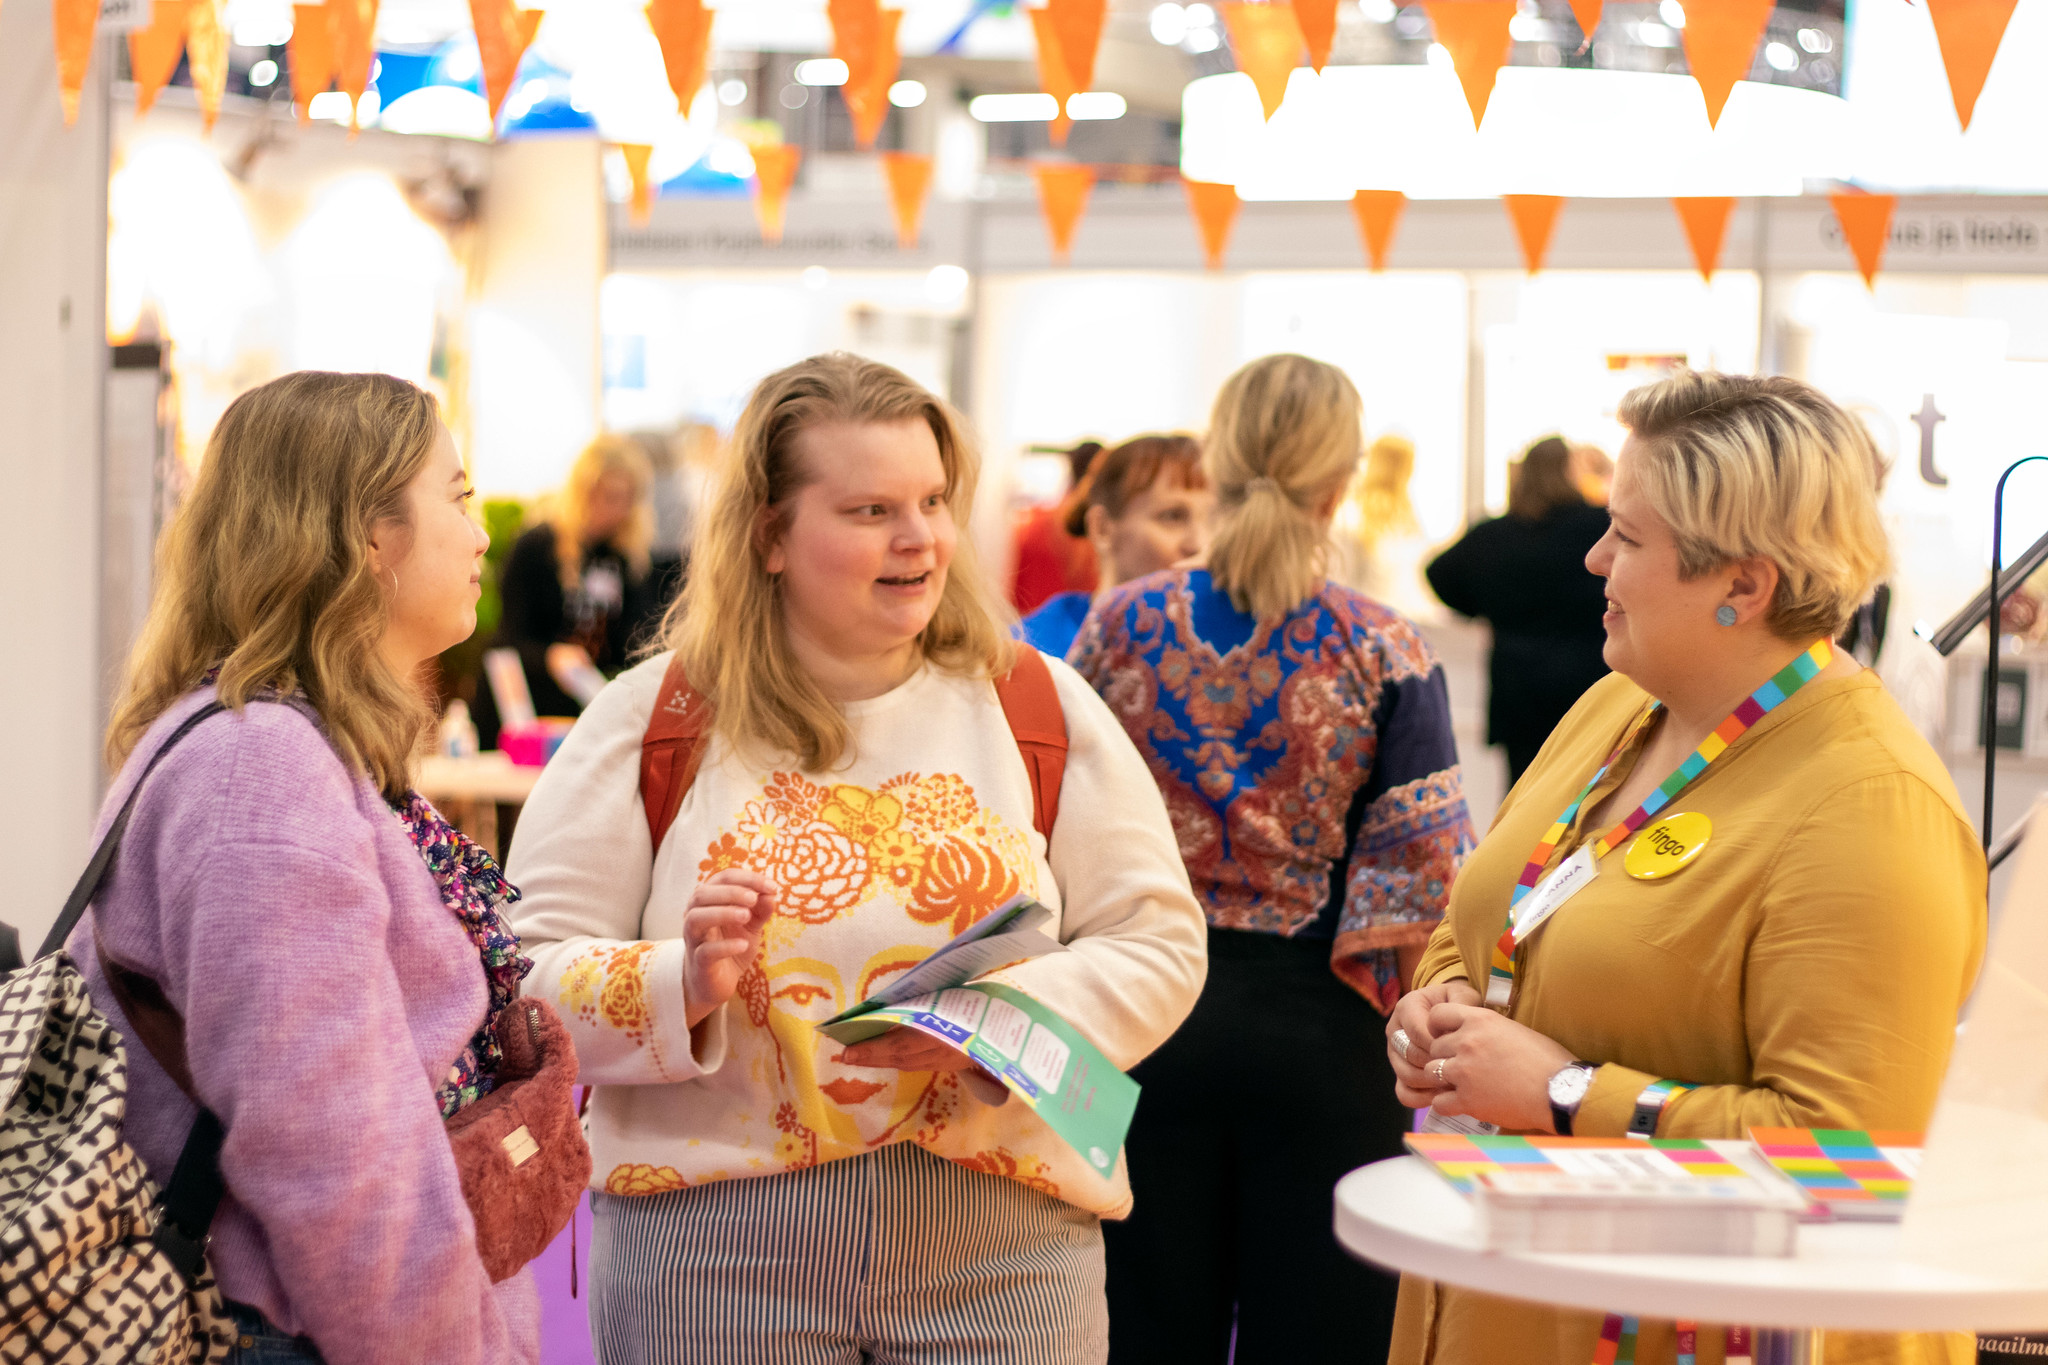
[588,1141,1108,1365]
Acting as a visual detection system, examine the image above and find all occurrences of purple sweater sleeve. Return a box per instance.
[94,700,531,1364]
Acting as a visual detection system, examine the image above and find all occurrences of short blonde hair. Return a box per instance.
[661,352,1014,771]
[1204,354,1364,619]
[549,433,653,587]
[108,371,442,798]
[1618,371,1890,642]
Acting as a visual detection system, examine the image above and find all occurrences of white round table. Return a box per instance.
[1335,1156,2048,1362]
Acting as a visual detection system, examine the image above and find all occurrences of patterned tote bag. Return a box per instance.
[0,704,235,1364]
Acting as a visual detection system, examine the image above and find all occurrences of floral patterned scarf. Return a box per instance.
[389,791,534,1119]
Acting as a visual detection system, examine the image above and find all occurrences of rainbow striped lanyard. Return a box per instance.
[1486,640,1832,1009]
[1595,1317,1698,1365]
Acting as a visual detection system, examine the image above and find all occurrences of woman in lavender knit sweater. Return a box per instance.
[70,372,540,1363]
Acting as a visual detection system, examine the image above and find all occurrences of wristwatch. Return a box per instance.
[1547,1061,1598,1136]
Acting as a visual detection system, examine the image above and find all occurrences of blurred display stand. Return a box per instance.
[416,752,540,858]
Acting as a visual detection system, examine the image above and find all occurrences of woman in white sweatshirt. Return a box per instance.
[506,352,1207,1365]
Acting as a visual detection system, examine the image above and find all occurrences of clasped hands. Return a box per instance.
[1385,978,1577,1134]
[681,867,1008,1105]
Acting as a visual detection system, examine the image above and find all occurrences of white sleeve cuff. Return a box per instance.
[645,937,727,1082]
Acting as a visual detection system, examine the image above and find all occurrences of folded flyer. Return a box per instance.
[816,896,1137,1176]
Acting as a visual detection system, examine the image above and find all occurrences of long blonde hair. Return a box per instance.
[548,433,653,588]
[662,353,1015,771]
[107,371,442,798]
[1204,353,1365,619]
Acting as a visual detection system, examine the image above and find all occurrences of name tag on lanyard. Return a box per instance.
[1511,843,1600,946]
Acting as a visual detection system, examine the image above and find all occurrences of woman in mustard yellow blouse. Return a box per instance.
[1384,372,1986,1365]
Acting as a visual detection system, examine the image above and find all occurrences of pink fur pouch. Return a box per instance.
[443,997,591,1282]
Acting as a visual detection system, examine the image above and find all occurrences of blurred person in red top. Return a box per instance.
[1017,435,1211,660]
[1010,440,1101,613]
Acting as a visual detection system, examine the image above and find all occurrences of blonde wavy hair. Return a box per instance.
[661,353,1014,771]
[107,371,443,799]
[548,433,653,588]
[1618,371,1891,642]
[1204,353,1365,619]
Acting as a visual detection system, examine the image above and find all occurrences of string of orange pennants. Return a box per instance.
[54,0,2010,284]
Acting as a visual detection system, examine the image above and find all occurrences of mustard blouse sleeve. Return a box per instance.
[1576,771,1987,1139]
[1410,916,1470,992]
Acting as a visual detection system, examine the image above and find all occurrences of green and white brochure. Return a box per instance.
[816,898,1139,1174]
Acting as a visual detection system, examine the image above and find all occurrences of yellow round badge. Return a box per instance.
[1624,812,1713,881]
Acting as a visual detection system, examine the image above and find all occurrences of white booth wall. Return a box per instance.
[0,10,112,953]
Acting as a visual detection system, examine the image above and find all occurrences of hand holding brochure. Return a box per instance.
[816,896,1137,1176]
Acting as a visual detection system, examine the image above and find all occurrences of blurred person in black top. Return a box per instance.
[1426,436,1610,785]
[474,434,668,746]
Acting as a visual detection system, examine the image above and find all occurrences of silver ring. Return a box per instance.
[1431,1058,1449,1086]
[1392,1028,1412,1061]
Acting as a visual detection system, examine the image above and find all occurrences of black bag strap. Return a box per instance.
[151,1107,226,1280]
[35,702,227,962]
[34,699,230,1285]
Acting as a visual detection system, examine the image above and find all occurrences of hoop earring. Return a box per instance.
[384,567,401,600]
[1715,605,1738,627]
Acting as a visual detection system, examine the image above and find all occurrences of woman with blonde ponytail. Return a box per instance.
[1069,353,1475,1365]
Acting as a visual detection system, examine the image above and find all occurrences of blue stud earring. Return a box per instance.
[1716,605,1738,627]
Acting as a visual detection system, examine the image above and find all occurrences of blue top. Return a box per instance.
[1016,590,1093,660]
[1067,568,1475,1009]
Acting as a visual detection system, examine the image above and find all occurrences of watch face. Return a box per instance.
[1548,1064,1594,1107]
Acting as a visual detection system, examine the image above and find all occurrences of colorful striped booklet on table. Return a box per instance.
[1745,1128,1921,1223]
[1405,1133,1808,1256]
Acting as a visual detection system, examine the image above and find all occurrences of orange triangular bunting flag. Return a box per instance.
[620,144,655,225]
[1679,0,1773,128]
[471,0,543,124]
[1049,0,1107,93]
[1504,194,1564,274]
[1830,192,1897,288]
[830,0,880,88]
[646,0,715,112]
[185,0,229,131]
[1567,0,1600,46]
[844,7,902,148]
[1422,1,1518,130]
[1184,180,1241,270]
[332,0,379,130]
[750,144,803,243]
[1925,0,2018,130]
[1671,196,1735,282]
[1034,163,1094,262]
[130,0,195,119]
[881,152,934,248]
[1293,0,1338,70]
[1352,190,1406,270]
[1223,4,1304,119]
[1030,8,1080,146]
[54,0,100,124]
[290,4,336,124]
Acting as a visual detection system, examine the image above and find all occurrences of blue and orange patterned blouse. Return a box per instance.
[1068,568,1474,1012]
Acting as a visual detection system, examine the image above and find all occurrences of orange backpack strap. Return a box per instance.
[994,648,1068,842]
[641,654,713,856]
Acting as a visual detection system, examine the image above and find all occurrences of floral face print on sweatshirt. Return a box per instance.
[564,768,1046,1187]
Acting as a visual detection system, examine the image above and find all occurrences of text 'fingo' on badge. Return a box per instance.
[1624,812,1712,881]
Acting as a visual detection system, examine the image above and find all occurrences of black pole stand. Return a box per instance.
[1980,455,2048,858]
